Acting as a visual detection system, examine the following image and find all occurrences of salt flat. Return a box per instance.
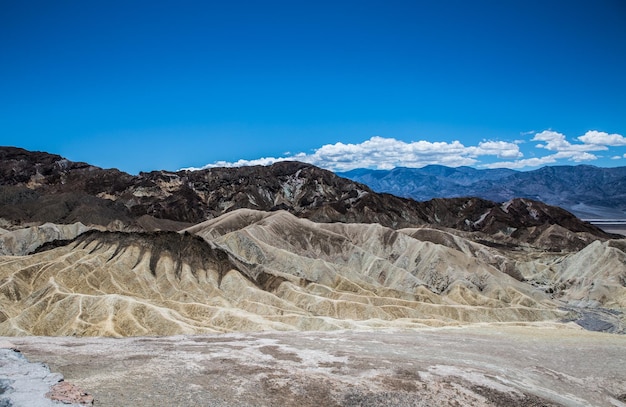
[6,324,626,407]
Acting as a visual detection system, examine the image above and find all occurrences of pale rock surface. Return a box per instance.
[551,240,626,307]
[518,239,626,308]
[0,209,624,336]
[0,222,91,256]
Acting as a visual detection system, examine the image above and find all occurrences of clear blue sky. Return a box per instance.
[1,0,625,173]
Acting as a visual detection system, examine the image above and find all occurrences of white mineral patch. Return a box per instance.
[0,348,63,407]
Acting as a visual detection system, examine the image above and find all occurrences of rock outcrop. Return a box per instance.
[0,222,91,256]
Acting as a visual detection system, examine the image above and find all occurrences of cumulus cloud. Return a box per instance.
[532,130,572,151]
[483,155,559,169]
[577,130,626,146]
[485,129,624,169]
[181,156,285,170]
[483,150,598,169]
[532,130,606,152]
[303,137,483,171]
[467,141,523,159]
[184,129,624,172]
[183,136,524,172]
[555,151,598,161]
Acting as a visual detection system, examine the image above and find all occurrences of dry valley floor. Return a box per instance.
[4,324,626,407]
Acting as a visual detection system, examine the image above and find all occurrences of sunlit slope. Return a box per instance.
[2,209,624,337]
[0,211,569,336]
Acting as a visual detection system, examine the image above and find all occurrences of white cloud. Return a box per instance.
[482,155,558,169]
[532,130,606,152]
[184,136,525,172]
[183,129,623,172]
[577,130,626,146]
[467,141,523,159]
[532,129,626,157]
[611,155,622,160]
[555,151,597,162]
[482,150,598,169]
[313,138,476,170]
[487,129,624,169]
[180,156,289,171]
[304,137,481,171]
[532,130,572,151]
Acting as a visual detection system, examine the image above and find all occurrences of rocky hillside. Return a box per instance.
[1,209,624,336]
[1,147,624,337]
[0,147,615,251]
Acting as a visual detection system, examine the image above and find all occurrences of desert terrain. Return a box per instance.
[0,148,625,406]
[2,324,625,407]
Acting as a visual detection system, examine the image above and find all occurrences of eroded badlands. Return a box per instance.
[2,210,624,336]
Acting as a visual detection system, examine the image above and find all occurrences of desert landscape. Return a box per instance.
[3,2,626,405]
[0,148,625,406]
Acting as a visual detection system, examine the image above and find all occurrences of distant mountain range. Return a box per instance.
[337,165,626,220]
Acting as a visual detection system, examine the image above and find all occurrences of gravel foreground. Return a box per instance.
[2,323,626,407]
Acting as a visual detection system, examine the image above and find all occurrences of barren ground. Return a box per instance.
[5,323,626,407]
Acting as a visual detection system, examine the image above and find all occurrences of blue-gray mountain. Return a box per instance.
[337,165,626,219]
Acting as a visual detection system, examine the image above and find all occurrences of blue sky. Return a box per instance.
[1,0,625,173]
